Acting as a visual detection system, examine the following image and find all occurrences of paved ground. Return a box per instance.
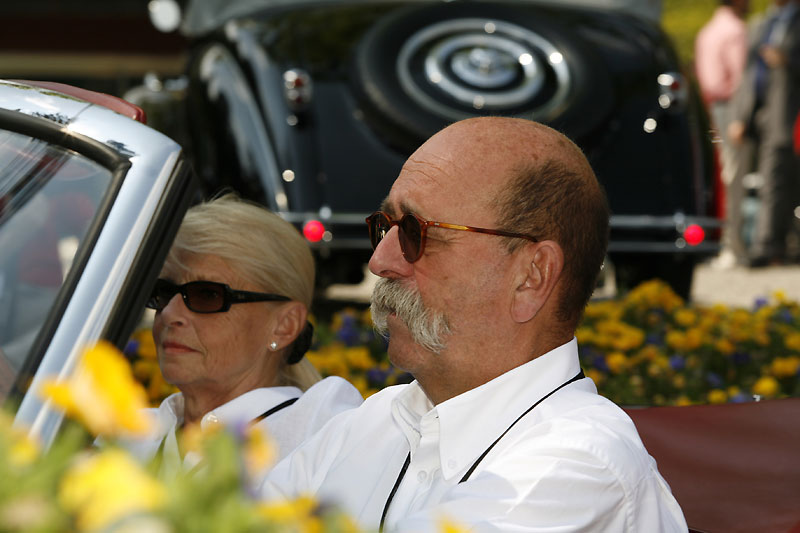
[325,262,800,309]
[691,262,800,308]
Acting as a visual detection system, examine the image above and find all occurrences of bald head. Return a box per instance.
[409,117,609,327]
[405,117,595,207]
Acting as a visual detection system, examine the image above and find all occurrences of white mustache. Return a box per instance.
[370,278,451,354]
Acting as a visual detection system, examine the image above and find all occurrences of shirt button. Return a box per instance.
[417,471,428,482]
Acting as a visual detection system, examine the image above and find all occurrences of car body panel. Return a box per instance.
[0,80,194,447]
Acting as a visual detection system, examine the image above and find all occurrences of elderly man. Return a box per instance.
[260,117,686,531]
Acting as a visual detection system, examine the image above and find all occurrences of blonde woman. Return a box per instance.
[126,193,362,480]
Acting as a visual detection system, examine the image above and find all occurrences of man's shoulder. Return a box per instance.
[513,388,654,475]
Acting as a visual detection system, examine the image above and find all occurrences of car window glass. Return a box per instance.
[0,129,112,400]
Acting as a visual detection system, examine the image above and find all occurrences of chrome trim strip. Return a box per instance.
[10,101,184,448]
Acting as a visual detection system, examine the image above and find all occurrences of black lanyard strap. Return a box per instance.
[379,370,584,530]
[380,452,411,532]
[154,396,300,467]
[253,397,299,423]
[459,370,585,483]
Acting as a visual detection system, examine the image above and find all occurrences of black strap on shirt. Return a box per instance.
[378,370,585,531]
[154,396,300,467]
[379,452,411,531]
[253,397,299,423]
[459,370,584,483]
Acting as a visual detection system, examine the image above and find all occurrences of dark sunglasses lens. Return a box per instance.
[147,280,177,311]
[184,282,226,312]
[399,214,422,261]
[368,212,391,250]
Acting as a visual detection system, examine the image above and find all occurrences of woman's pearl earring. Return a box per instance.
[269,341,278,351]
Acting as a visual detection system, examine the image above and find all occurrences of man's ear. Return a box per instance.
[511,240,564,323]
[270,301,308,350]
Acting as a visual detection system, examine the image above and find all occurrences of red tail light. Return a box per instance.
[303,220,325,242]
[684,224,705,246]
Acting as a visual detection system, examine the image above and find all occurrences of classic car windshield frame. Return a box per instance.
[0,109,131,405]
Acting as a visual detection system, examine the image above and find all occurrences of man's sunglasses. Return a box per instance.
[365,211,538,263]
[146,279,290,314]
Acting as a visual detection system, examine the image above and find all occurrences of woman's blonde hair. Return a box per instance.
[165,192,321,390]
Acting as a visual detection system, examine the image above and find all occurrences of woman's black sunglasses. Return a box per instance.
[146,279,290,314]
[365,211,538,263]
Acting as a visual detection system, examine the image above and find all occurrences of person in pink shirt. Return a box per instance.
[695,0,751,268]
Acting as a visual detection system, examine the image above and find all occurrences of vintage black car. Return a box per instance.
[147,0,721,297]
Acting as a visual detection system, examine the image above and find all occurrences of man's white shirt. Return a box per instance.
[260,338,687,532]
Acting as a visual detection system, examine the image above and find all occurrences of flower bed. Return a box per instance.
[129,280,800,407]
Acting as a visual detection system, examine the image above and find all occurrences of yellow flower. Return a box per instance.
[674,309,697,327]
[752,376,780,398]
[715,338,735,356]
[585,368,605,386]
[344,346,374,370]
[665,330,686,351]
[672,374,686,389]
[40,342,152,437]
[257,495,322,531]
[244,425,278,475]
[306,345,350,378]
[605,352,628,374]
[624,279,683,311]
[0,412,41,468]
[785,332,800,352]
[683,328,704,351]
[132,328,157,359]
[59,449,166,532]
[675,395,692,406]
[594,320,645,351]
[350,375,370,397]
[575,326,594,344]
[438,516,468,533]
[707,389,727,404]
[770,356,800,379]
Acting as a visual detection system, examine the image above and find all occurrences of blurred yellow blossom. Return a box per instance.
[785,332,800,352]
[708,389,727,404]
[41,341,152,438]
[257,495,322,531]
[770,357,800,379]
[585,368,605,386]
[59,448,166,532]
[438,516,468,533]
[674,309,697,327]
[244,425,277,476]
[715,338,735,356]
[752,376,780,398]
[132,329,158,359]
[0,412,41,468]
[605,352,628,374]
[345,346,374,370]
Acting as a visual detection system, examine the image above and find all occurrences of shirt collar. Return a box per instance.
[197,386,302,430]
[392,338,583,481]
